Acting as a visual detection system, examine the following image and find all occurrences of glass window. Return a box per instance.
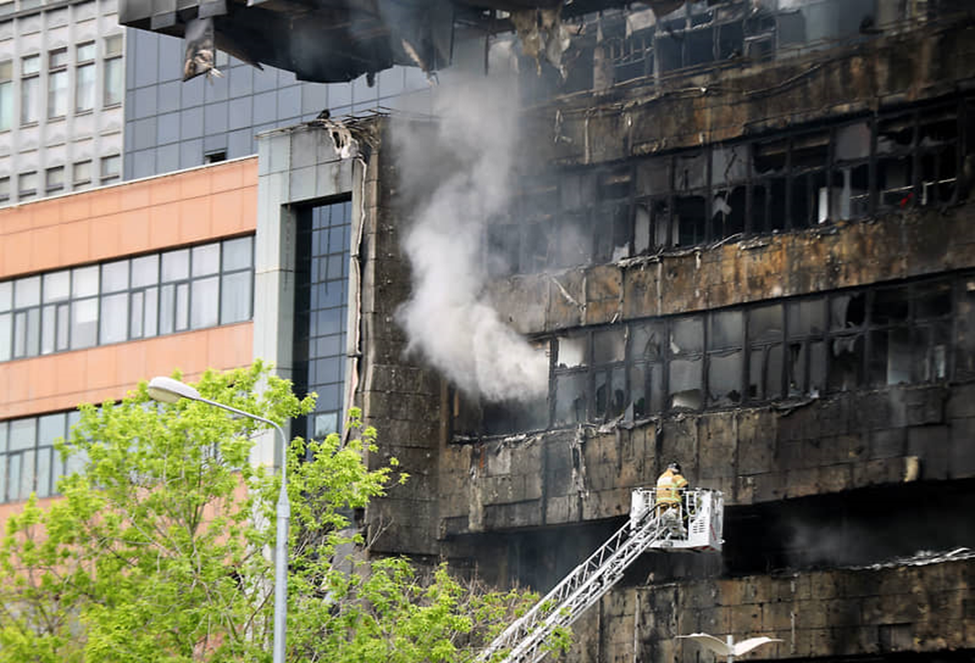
[102,35,123,106]
[0,177,8,202]
[221,237,252,271]
[75,42,95,113]
[18,171,37,199]
[161,249,189,282]
[72,160,92,188]
[131,255,159,287]
[2,237,255,363]
[20,55,40,125]
[72,266,99,297]
[70,298,98,349]
[101,260,129,292]
[47,48,68,119]
[45,166,64,194]
[191,244,220,277]
[0,60,12,131]
[190,277,219,329]
[99,292,128,344]
[100,154,120,184]
[220,271,251,324]
[42,270,69,302]
[14,276,40,308]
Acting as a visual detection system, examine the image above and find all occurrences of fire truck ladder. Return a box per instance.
[477,488,723,663]
[477,515,662,663]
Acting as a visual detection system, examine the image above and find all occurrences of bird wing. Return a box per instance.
[677,633,733,656]
[732,636,783,656]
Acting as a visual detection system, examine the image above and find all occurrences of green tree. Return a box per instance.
[0,362,541,663]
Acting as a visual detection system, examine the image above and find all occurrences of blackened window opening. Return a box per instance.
[456,271,970,438]
[491,97,970,277]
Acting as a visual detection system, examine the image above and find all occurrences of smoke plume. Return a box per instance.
[392,49,549,403]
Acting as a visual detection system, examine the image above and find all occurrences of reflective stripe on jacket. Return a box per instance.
[656,469,688,505]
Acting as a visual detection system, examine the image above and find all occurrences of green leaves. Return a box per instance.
[0,362,548,663]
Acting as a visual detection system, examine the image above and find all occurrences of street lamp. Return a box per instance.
[147,376,291,663]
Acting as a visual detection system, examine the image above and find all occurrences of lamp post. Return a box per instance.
[147,376,290,663]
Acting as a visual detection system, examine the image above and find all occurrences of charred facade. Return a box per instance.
[256,0,975,661]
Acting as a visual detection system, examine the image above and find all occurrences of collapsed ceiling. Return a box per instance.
[117,0,695,83]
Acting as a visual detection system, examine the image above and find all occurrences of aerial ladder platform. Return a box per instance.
[477,488,724,663]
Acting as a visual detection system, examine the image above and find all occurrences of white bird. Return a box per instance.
[677,633,783,659]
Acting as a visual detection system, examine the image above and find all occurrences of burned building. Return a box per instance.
[242,0,975,660]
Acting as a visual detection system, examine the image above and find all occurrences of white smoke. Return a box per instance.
[392,49,549,403]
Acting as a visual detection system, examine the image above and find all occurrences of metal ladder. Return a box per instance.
[477,511,668,663]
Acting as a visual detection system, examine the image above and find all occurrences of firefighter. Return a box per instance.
[655,461,689,537]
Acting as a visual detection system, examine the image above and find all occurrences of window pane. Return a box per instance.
[708,350,742,406]
[101,260,129,292]
[916,281,952,320]
[100,155,120,182]
[222,236,252,271]
[75,62,95,112]
[41,304,56,354]
[131,255,159,287]
[669,358,703,410]
[47,69,67,118]
[56,303,69,351]
[0,79,12,131]
[73,160,91,185]
[593,328,625,364]
[220,271,251,324]
[72,266,99,297]
[630,321,665,361]
[0,312,10,361]
[828,335,863,392]
[788,298,826,337]
[595,368,626,420]
[190,277,219,329]
[99,293,128,344]
[710,310,743,349]
[0,281,10,310]
[830,293,866,331]
[35,447,51,498]
[20,73,38,124]
[161,250,189,282]
[77,42,96,61]
[671,317,704,355]
[871,287,909,325]
[9,418,35,451]
[554,373,587,426]
[45,166,64,192]
[159,284,175,334]
[70,298,98,349]
[749,304,783,344]
[14,275,40,307]
[556,336,588,368]
[191,244,220,277]
[175,283,189,331]
[143,287,158,337]
[103,56,123,106]
[130,291,143,338]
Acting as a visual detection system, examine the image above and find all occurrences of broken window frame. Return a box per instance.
[455,273,966,438]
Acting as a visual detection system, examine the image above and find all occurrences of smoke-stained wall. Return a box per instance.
[347,8,975,661]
